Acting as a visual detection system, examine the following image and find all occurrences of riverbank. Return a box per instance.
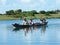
[34,14,60,19]
[0,14,60,20]
[0,15,20,20]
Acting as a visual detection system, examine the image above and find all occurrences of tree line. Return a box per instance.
[3,9,60,18]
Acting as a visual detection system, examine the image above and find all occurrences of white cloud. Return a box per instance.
[1,0,7,5]
[20,0,31,3]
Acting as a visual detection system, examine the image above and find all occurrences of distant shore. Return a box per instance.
[0,14,60,20]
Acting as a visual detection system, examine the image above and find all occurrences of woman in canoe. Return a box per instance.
[23,18,29,25]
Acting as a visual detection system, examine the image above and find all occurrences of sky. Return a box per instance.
[0,0,60,14]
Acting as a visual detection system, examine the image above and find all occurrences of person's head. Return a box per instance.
[42,17,45,19]
[24,18,27,21]
[42,17,44,19]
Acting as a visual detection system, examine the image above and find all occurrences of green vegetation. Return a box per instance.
[0,9,60,20]
[35,14,60,19]
[0,15,20,20]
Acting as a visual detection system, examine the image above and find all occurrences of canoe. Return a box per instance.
[12,22,48,28]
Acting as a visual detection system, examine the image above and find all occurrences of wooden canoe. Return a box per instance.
[12,22,48,28]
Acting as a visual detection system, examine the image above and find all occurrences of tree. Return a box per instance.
[22,11,35,16]
[31,10,38,14]
[56,10,60,12]
[6,10,15,15]
[39,10,46,14]
[6,11,10,15]
[15,9,22,14]
[47,11,57,14]
[10,10,15,15]
[55,10,60,13]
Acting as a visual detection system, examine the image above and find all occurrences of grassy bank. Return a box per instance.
[22,14,60,19]
[34,14,60,19]
[0,15,20,20]
[0,14,60,20]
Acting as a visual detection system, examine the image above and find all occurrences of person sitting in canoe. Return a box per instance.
[23,18,29,25]
[29,19,33,25]
[40,17,46,24]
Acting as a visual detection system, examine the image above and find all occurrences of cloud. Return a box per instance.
[1,0,7,5]
[20,0,31,3]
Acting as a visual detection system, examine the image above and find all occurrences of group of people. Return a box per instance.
[23,17,46,25]
[23,18,33,25]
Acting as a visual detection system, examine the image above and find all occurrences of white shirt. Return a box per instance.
[23,21,27,25]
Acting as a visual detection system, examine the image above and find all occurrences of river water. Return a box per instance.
[0,19,60,45]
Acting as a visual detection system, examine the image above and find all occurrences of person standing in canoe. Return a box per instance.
[40,17,46,24]
[23,18,28,25]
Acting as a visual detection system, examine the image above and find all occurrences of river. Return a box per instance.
[0,19,60,45]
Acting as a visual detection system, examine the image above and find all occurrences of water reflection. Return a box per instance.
[13,25,47,36]
[41,26,47,34]
[24,28,29,36]
[1,19,60,45]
